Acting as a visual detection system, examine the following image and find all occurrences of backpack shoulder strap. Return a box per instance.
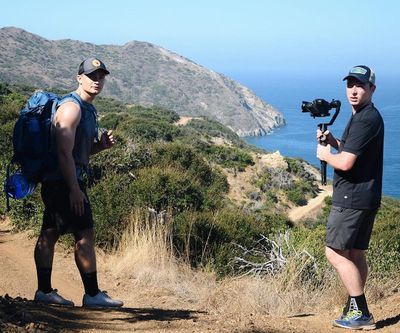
[51,92,83,121]
[58,92,82,108]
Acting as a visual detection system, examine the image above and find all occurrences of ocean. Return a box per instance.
[236,73,400,199]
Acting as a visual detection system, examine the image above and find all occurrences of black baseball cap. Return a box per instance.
[343,65,375,85]
[78,57,110,75]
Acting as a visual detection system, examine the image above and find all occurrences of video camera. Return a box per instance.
[301,99,341,118]
[301,98,341,185]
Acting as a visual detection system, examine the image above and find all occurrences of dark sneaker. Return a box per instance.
[34,289,74,307]
[82,290,123,308]
[333,310,376,330]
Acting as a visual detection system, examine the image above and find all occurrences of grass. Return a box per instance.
[105,208,400,317]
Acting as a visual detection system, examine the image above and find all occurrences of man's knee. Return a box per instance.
[75,237,94,253]
[325,246,350,267]
[36,229,59,250]
[74,231,95,258]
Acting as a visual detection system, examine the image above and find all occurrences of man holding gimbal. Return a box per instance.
[316,65,384,330]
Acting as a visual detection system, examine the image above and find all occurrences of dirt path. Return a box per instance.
[288,185,332,222]
[0,219,399,332]
[174,116,202,126]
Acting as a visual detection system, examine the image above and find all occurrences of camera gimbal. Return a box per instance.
[301,99,341,185]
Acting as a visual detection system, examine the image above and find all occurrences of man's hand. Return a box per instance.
[316,129,340,150]
[92,129,115,154]
[317,143,331,161]
[69,186,88,216]
[100,130,115,150]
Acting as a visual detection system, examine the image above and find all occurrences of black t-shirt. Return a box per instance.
[332,103,384,209]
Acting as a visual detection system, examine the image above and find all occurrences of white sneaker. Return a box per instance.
[34,289,74,307]
[82,290,123,308]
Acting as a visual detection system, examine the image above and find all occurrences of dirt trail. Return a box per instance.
[288,185,332,222]
[0,219,399,332]
[0,219,83,305]
[174,116,202,126]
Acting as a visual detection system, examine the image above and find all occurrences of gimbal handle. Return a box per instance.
[318,123,328,185]
[317,103,340,185]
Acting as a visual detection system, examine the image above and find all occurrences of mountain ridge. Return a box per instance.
[0,27,285,136]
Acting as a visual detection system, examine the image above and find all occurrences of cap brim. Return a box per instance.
[343,74,369,84]
[81,68,110,75]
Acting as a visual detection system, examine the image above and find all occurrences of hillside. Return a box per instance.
[1,83,399,332]
[0,27,285,136]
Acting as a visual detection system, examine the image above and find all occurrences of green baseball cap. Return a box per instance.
[343,65,375,85]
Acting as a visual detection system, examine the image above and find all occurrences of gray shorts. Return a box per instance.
[326,206,378,250]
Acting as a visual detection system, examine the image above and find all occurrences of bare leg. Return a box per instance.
[74,228,97,273]
[34,228,60,268]
[325,246,364,296]
[349,249,368,290]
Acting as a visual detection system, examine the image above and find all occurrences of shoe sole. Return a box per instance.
[34,300,74,307]
[82,304,123,309]
[333,321,376,330]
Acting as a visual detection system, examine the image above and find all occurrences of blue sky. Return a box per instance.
[1,0,399,79]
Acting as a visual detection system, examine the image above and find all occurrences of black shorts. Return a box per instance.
[41,180,94,235]
[326,206,378,250]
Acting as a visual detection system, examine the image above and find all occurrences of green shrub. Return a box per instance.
[131,166,204,213]
[89,173,137,248]
[0,121,15,161]
[173,207,291,275]
[118,117,179,143]
[214,209,291,276]
[286,188,307,206]
[94,96,129,114]
[285,180,318,206]
[184,118,247,148]
[368,197,400,278]
[151,143,229,210]
[202,145,254,170]
[127,105,180,123]
[8,189,44,232]
[285,225,330,284]
[152,143,216,186]
[99,112,129,129]
[89,141,152,180]
[173,210,218,265]
[285,157,304,175]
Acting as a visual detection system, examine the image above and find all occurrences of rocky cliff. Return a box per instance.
[0,27,285,136]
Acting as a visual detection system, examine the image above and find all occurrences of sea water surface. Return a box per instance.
[237,73,400,199]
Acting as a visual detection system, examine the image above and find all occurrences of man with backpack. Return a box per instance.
[34,57,123,308]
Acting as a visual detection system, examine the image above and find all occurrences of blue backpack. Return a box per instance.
[4,91,80,209]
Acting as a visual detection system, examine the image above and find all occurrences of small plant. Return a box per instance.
[230,231,319,283]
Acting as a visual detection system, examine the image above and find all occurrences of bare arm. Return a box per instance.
[317,144,357,171]
[54,101,87,216]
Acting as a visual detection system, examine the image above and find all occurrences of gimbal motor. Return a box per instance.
[301,99,341,118]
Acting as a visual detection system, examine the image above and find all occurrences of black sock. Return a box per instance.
[80,271,99,297]
[349,294,370,316]
[36,267,52,293]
